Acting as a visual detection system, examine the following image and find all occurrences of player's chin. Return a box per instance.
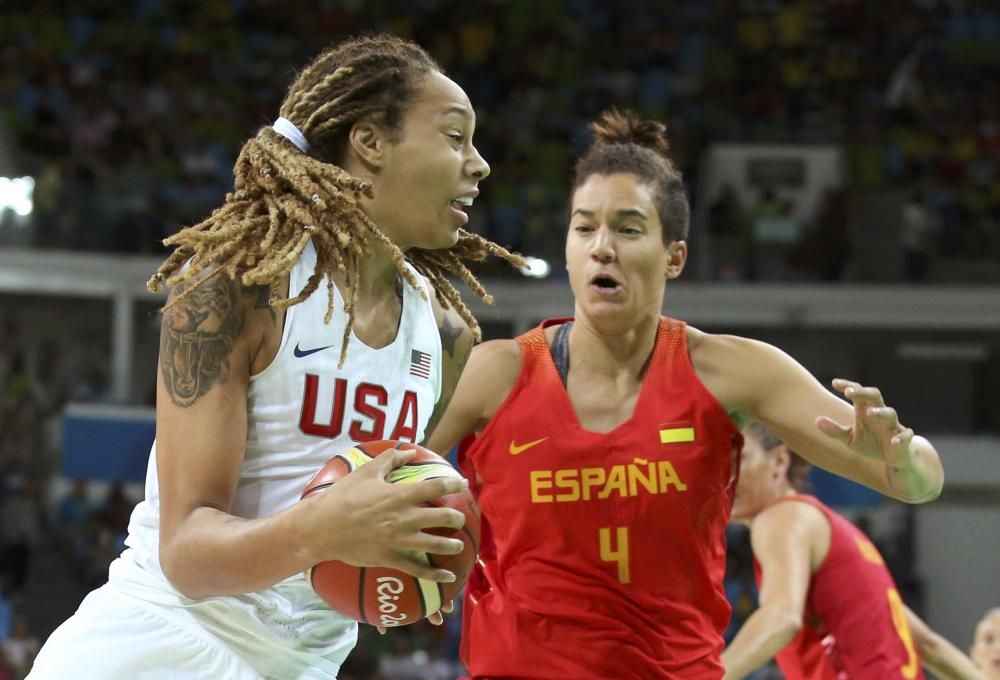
[578,297,631,321]
[417,222,461,250]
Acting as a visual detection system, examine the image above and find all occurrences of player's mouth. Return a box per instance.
[589,272,623,297]
[449,191,478,225]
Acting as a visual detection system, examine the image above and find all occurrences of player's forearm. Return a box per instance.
[160,500,316,599]
[918,632,987,680]
[722,606,802,680]
[886,436,943,503]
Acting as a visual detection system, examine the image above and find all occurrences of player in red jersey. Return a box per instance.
[972,608,1000,679]
[424,109,943,679]
[722,422,983,680]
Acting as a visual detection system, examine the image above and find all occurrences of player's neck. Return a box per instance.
[567,311,659,380]
[767,487,800,507]
[337,246,403,308]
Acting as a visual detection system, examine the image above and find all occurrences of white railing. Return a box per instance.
[3,248,998,399]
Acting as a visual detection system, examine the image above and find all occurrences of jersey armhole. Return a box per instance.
[249,274,299,382]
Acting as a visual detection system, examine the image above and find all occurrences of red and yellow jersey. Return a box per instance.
[458,318,743,679]
[756,495,925,680]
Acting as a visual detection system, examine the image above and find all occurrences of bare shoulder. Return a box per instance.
[422,337,522,451]
[686,326,799,411]
[752,498,827,543]
[467,338,522,383]
[686,325,769,363]
[686,326,762,407]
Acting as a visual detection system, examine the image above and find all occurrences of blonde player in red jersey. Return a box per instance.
[722,422,984,680]
[425,109,943,679]
[972,608,1000,679]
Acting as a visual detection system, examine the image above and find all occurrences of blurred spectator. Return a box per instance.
[0,587,12,640]
[901,189,936,281]
[723,524,758,643]
[749,186,800,280]
[0,647,14,680]
[96,482,133,537]
[83,525,121,589]
[378,634,424,680]
[415,640,461,680]
[0,613,39,680]
[708,183,751,280]
[53,479,93,569]
[788,187,851,281]
[0,480,41,594]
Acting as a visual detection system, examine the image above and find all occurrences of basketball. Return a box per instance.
[300,439,480,628]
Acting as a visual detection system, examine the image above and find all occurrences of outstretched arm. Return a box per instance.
[722,502,823,680]
[697,333,942,503]
[905,606,986,680]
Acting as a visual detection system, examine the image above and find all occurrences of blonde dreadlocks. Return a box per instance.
[148,34,523,364]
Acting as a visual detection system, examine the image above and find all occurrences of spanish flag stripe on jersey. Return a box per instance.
[659,427,695,444]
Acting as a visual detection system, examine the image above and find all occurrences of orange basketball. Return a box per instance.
[300,439,480,628]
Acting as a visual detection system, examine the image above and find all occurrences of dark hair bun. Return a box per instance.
[590,108,671,159]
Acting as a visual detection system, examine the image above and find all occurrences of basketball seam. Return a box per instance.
[460,524,479,555]
[413,573,427,620]
[358,567,368,624]
[304,481,335,495]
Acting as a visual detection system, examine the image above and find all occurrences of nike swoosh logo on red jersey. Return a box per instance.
[509,437,548,455]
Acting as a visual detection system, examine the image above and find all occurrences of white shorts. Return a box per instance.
[28,583,262,680]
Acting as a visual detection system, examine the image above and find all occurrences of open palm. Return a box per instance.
[816,379,914,467]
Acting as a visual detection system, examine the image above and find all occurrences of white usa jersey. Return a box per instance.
[116,240,442,678]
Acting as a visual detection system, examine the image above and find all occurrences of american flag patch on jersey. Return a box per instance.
[410,349,432,379]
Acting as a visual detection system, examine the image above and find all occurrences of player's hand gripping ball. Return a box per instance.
[300,440,480,628]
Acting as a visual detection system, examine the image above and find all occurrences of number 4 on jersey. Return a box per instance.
[599,527,630,584]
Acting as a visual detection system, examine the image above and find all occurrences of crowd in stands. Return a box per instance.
[1,0,998,281]
[0,339,55,677]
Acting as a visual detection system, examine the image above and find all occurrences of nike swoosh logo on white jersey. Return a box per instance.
[294,343,333,358]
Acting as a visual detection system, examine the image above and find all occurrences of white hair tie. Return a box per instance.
[272,117,310,153]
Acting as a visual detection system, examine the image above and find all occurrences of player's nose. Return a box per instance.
[467,145,490,180]
[591,227,615,262]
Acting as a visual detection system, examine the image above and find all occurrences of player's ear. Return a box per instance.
[772,445,791,480]
[664,240,687,280]
[347,118,388,170]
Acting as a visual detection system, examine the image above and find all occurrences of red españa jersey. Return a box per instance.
[458,318,742,679]
[755,495,925,680]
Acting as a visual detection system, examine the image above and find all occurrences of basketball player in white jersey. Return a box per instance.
[29,35,520,679]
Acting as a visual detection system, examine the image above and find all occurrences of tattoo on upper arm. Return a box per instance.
[159,275,245,408]
[439,314,463,358]
[422,312,472,442]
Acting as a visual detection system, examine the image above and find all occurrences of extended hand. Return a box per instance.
[816,378,914,467]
